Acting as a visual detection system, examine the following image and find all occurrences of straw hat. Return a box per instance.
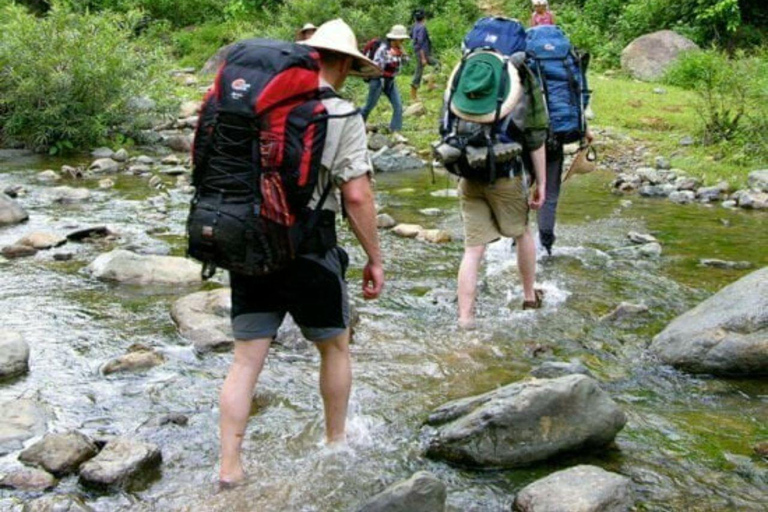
[300,23,317,33]
[386,25,410,40]
[562,145,597,182]
[448,51,522,124]
[532,0,548,6]
[301,19,381,79]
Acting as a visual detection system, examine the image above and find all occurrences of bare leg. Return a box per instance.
[315,329,352,444]
[457,244,487,328]
[515,228,537,302]
[219,338,271,483]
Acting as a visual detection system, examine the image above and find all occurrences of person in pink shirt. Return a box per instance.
[530,0,556,27]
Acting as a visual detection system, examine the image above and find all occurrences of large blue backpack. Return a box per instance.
[463,16,527,55]
[525,25,590,143]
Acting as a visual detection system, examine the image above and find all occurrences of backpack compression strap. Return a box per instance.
[487,57,510,185]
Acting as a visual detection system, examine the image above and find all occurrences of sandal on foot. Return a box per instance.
[522,289,544,310]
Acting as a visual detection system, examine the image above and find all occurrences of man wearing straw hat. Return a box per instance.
[296,22,317,41]
[447,51,549,328]
[361,24,410,133]
[218,19,385,487]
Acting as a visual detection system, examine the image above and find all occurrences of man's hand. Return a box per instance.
[362,260,384,300]
[529,183,546,210]
[585,128,594,145]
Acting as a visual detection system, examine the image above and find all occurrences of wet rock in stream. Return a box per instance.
[88,158,120,174]
[86,249,202,285]
[102,344,166,375]
[600,302,649,323]
[0,330,30,379]
[46,186,92,204]
[0,466,57,491]
[357,471,446,512]
[513,465,634,512]
[19,431,98,476]
[424,375,626,468]
[171,288,232,352]
[651,267,768,376]
[609,242,662,259]
[16,232,67,250]
[1,244,37,259]
[0,193,29,226]
[78,438,161,488]
[22,494,94,512]
[530,359,593,379]
[376,213,397,229]
[66,225,114,242]
[0,399,48,455]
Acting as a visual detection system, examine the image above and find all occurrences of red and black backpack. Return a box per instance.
[188,39,358,279]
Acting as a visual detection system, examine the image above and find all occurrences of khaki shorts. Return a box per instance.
[459,177,529,247]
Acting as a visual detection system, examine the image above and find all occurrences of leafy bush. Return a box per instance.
[57,0,265,28]
[665,49,768,156]
[0,4,177,152]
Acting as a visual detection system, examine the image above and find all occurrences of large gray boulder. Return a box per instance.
[371,147,424,173]
[513,465,633,512]
[171,288,233,352]
[651,267,768,375]
[621,30,699,81]
[357,471,446,512]
[0,330,30,379]
[424,375,626,468]
[0,193,29,226]
[78,438,161,488]
[748,170,768,192]
[19,431,98,476]
[86,249,202,285]
[0,399,47,455]
[201,44,233,76]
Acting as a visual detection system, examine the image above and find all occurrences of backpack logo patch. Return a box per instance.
[484,34,498,43]
[231,78,251,92]
[544,43,555,51]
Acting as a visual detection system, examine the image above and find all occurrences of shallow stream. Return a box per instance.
[0,153,766,511]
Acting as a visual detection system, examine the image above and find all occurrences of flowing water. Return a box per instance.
[0,154,766,512]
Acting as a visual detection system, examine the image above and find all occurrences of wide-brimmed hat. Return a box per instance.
[532,0,548,6]
[301,19,381,78]
[448,51,522,124]
[563,145,597,182]
[300,23,317,33]
[387,25,410,40]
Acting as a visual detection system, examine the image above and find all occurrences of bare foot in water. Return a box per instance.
[218,464,245,491]
[458,317,476,330]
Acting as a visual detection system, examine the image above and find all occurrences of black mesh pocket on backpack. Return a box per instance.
[187,197,296,276]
